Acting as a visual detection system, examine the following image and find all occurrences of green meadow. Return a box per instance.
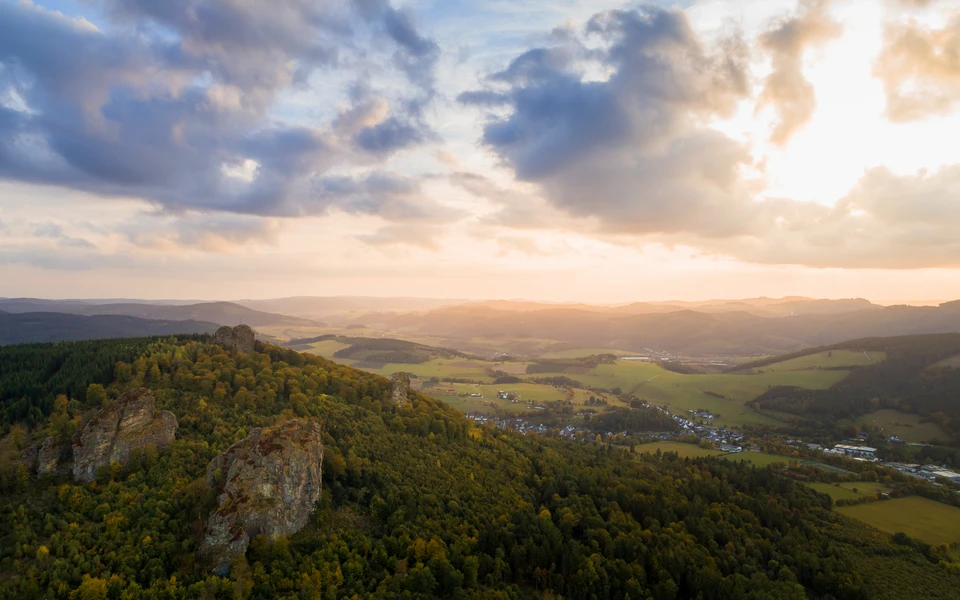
[809,481,891,502]
[634,441,725,458]
[837,497,960,547]
[429,383,611,415]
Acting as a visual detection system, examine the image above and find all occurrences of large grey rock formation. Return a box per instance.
[200,419,324,575]
[213,324,256,354]
[72,388,178,483]
[36,437,71,477]
[390,372,411,405]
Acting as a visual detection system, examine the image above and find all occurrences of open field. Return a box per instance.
[303,339,355,360]
[539,348,636,359]
[930,353,960,369]
[810,483,863,501]
[635,441,725,458]
[756,350,885,372]
[856,409,950,443]
[566,361,847,427]
[363,359,528,382]
[721,452,789,467]
[809,482,891,501]
[428,383,610,415]
[837,497,960,546]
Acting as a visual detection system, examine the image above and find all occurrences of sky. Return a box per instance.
[1,0,960,303]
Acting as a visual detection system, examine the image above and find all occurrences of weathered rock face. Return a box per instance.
[213,324,256,354]
[390,372,411,405]
[201,419,324,575]
[72,388,178,483]
[37,437,71,477]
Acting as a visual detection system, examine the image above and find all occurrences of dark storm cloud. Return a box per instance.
[0,0,438,220]
[460,6,753,237]
[756,0,841,145]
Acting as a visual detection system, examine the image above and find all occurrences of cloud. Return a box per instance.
[31,221,96,249]
[875,11,960,121]
[122,213,283,253]
[0,0,439,217]
[717,165,960,269]
[449,171,589,231]
[755,0,842,145]
[356,224,443,250]
[456,3,960,270]
[310,171,464,223]
[459,6,754,237]
[354,0,440,95]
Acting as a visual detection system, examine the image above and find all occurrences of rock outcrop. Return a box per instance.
[390,372,411,405]
[213,324,256,354]
[37,437,71,477]
[200,419,324,575]
[72,388,178,483]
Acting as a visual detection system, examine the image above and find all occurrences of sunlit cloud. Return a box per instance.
[2,0,960,301]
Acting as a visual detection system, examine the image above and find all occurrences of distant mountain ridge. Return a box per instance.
[0,299,319,328]
[4,295,957,357]
[337,300,960,357]
[0,312,219,345]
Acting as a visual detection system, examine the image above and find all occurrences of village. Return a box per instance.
[463,400,960,487]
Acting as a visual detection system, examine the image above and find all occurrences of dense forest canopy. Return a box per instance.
[0,337,958,599]
[0,337,181,431]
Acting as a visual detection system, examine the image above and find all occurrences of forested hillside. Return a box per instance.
[1,338,959,599]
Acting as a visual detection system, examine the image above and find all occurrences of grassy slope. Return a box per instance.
[758,349,886,371]
[856,409,951,443]
[837,497,960,546]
